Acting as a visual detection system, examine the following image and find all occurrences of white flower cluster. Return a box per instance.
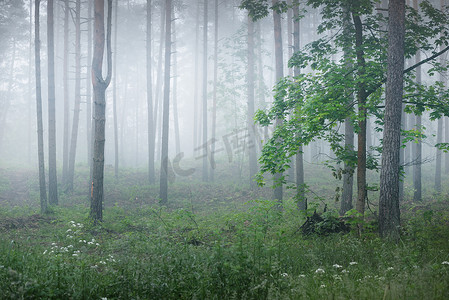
[66,221,84,238]
[78,238,100,247]
[43,243,75,255]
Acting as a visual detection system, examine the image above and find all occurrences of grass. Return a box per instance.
[0,166,449,299]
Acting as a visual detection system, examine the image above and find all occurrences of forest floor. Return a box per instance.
[0,165,449,299]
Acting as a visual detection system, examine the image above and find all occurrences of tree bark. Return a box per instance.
[35,0,47,214]
[341,117,354,215]
[87,0,93,167]
[154,1,165,161]
[435,117,443,192]
[379,0,405,240]
[193,0,200,152]
[273,0,284,204]
[352,13,367,217]
[91,0,112,224]
[67,0,82,192]
[159,0,172,204]
[293,3,305,210]
[47,0,58,205]
[147,0,155,184]
[172,8,180,155]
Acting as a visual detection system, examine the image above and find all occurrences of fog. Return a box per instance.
[0,0,445,185]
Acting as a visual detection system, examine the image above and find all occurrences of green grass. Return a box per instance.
[1,166,449,299]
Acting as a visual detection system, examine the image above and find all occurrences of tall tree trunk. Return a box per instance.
[413,0,422,202]
[257,22,268,146]
[202,0,208,182]
[193,0,200,152]
[91,0,112,224]
[147,0,155,184]
[113,0,119,179]
[210,0,218,182]
[0,38,16,150]
[154,1,165,161]
[67,0,82,192]
[87,0,93,167]
[47,0,58,205]
[446,117,449,174]
[159,0,172,204]
[247,15,258,188]
[435,118,443,192]
[35,0,47,214]
[172,8,180,155]
[379,0,405,240]
[352,13,367,217]
[286,0,295,181]
[273,0,284,204]
[62,0,70,186]
[293,3,305,209]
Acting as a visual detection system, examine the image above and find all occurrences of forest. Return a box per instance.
[1,0,449,298]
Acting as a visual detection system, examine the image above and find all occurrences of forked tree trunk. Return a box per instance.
[147,0,155,184]
[67,0,82,192]
[91,0,112,224]
[35,0,48,213]
[273,0,284,204]
[159,0,172,204]
[47,0,58,205]
[379,0,405,240]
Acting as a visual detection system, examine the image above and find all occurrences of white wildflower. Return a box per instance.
[387,267,394,271]
[43,250,47,255]
[333,264,342,268]
[72,253,78,257]
[298,274,306,278]
[281,273,288,277]
[51,242,57,246]
[320,284,326,288]
[67,245,73,248]
[96,243,100,246]
[341,269,349,273]
[442,261,449,265]
[99,261,106,265]
[315,268,325,274]
[88,242,94,245]
[66,229,72,233]
[67,235,73,238]
[333,275,342,281]
[349,262,358,265]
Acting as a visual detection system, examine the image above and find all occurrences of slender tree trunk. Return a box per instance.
[154,1,165,161]
[247,15,258,188]
[202,0,208,182]
[193,0,200,152]
[159,0,172,204]
[273,0,284,204]
[91,0,112,224]
[113,0,119,179]
[256,22,268,146]
[62,0,70,185]
[379,0,405,240]
[399,103,406,202]
[87,0,93,167]
[35,0,47,214]
[67,0,82,192]
[435,117,443,192]
[352,13,367,217]
[210,0,218,181]
[47,0,58,205]
[172,9,180,155]
[413,0,422,202]
[147,0,155,184]
[446,117,449,174]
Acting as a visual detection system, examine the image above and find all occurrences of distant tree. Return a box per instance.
[147,0,155,184]
[86,0,93,168]
[62,0,69,186]
[47,0,58,205]
[378,0,406,240]
[211,0,219,182]
[247,15,258,188]
[67,0,82,192]
[90,0,112,223]
[272,0,284,204]
[159,0,172,204]
[202,0,209,182]
[34,0,47,214]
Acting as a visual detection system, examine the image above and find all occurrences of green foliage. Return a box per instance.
[251,0,449,185]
